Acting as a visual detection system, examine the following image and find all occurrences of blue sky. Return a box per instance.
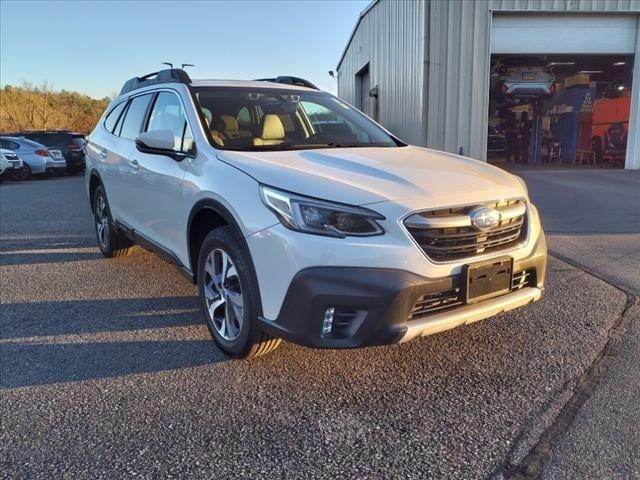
[0,0,369,98]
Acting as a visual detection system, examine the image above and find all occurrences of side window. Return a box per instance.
[2,140,20,150]
[146,92,194,152]
[104,101,127,133]
[119,94,153,140]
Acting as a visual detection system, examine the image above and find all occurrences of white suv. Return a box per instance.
[86,69,547,358]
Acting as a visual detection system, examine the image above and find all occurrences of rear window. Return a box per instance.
[24,133,69,146]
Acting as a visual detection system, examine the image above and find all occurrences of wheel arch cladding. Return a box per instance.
[187,199,245,282]
[89,170,103,212]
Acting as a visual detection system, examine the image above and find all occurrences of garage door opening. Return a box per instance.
[487,54,634,169]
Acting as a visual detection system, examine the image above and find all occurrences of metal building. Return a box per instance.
[336,0,640,170]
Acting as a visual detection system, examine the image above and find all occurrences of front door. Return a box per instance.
[127,91,194,257]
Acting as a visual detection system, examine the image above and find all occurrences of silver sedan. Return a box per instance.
[0,136,67,180]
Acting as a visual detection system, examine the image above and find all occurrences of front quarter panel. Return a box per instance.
[180,149,278,268]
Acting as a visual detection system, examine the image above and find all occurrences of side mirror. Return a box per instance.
[135,130,196,161]
[135,130,176,152]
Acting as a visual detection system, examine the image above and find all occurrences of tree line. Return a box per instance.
[0,81,111,134]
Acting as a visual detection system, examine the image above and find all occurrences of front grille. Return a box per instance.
[404,199,527,262]
[410,268,535,319]
[409,287,464,319]
[511,269,535,291]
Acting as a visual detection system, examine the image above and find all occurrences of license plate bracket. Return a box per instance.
[464,256,513,304]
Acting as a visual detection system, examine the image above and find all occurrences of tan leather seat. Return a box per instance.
[199,108,225,146]
[253,114,285,146]
[221,115,240,139]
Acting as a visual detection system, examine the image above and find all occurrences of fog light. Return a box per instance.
[322,307,335,336]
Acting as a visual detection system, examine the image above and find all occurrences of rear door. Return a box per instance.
[126,90,193,255]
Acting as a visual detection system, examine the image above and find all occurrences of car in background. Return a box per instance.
[20,131,86,174]
[487,127,507,156]
[0,148,23,181]
[0,137,67,180]
[493,56,555,98]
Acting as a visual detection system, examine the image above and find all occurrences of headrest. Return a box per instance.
[260,114,285,140]
[201,108,212,127]
[221,115,239,133]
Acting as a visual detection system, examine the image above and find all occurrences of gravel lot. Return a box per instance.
[0,176,629,479]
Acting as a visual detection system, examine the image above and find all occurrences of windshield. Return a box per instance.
[191,87,401,151]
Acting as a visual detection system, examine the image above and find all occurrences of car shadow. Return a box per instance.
[0,234,101,266]
[1,296,202,339]
[0,296,226,388]
[1,340,223,389]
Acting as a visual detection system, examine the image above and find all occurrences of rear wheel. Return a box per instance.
[13,164,31,181]
[93,185,134,258]
[197,227,281,358]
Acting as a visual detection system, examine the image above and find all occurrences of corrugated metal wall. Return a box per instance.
[337,0,640,165]
[336,0,426,145]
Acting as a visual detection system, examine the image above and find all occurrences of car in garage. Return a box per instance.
[0,136,67,180]
[493,56,556,98]
[20,131,86,174]
[86,68,547,359]
[0,148,23,181]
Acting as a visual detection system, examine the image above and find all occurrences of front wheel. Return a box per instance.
[197,227,281,358]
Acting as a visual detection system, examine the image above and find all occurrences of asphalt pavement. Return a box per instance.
[516,168,640,480]
[0,173,636,479]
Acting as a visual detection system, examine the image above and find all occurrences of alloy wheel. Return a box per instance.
[203,248,244,341]
[95,195,110,249]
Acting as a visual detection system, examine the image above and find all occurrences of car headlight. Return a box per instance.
[260,185,385,238]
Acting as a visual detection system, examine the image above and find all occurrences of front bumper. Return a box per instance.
[258,234,547,349]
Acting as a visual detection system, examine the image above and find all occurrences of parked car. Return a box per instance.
[0,148,23,181]
[20,131,86,174]
[86,68,547,358]
[487,127,507,156]
[493,56,556,98]
[0,137,67,180]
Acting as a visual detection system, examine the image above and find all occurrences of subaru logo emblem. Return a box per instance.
[469,206,500,230]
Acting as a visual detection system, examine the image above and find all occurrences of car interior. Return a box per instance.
[193,88,396,151]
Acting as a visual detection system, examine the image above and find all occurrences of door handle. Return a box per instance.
[129,159,139,170]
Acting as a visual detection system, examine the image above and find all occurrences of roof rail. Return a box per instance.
[255,76,319,90]
[119,69,192,95]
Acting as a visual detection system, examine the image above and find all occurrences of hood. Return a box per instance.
[218,146,527,209]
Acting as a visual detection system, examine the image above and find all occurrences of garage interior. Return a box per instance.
[487,54,634,168]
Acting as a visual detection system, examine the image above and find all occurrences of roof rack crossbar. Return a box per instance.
[119,69,192,95]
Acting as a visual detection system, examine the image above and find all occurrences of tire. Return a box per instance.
[93,185,135,258]
[197,226,281,358]
[13,164,31,181]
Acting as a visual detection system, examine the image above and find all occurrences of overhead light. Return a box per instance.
[548,62,576,66]
[578,70,603,74]
[617,85,625,91]
[613,61,626,66]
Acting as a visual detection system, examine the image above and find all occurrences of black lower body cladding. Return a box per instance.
[258,233,547,349]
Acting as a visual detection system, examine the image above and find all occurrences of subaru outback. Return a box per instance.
[85,69,547,358]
